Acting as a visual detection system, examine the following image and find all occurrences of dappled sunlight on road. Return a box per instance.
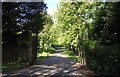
[2,52,94,77]
[49,52,68,58]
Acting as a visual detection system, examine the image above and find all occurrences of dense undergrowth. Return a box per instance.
[84,42,120,75]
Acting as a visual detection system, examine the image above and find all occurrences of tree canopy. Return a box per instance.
[2,2,47,33]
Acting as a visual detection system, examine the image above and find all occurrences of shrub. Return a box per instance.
[86,44,120,75]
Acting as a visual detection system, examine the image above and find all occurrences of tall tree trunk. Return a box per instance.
[78,34,86,65]
[34,33,39,60]
[30,32,39,64]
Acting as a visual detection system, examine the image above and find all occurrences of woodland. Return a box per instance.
[2,1,120,75]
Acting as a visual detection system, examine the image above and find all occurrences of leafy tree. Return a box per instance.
[45,1,120,75]
[2,2,47,64]
[55,2,96,64]
[39,14,54,51]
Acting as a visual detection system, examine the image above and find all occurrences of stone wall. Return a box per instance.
[2,31,33,63]
[18,31,32,63]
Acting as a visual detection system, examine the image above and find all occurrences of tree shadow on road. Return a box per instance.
[2,56,94,77]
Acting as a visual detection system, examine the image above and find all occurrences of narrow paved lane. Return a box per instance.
[2,48,94,77]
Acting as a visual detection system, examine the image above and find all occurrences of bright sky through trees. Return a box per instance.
[44,0,59,16]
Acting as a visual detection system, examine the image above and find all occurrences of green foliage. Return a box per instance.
[46,47,56,53]
[85,44,120,75]
[53,1,120,75]
[67,56,78,62]
[83,40,120,75]
[37,56,49,61]
[37,51,49,56]
[63,49,78,61]
[83,40,97,52]
[2,2,47,33]
[38,14,56,52]
[2,1,120,75]
[36,50,52,62]
[40,47,55,54]
[64,50,75,56]
[2,2,48,64]
[91,2,120,45]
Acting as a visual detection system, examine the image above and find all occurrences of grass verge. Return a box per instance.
[63,49,78,62]
[37,51,49,61]
[2,62,29,72]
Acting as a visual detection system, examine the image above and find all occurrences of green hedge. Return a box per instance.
[84,42,120,75]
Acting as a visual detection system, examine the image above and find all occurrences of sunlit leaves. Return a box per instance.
[54,2,97,47]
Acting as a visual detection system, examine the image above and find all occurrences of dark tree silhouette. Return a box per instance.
[2,2,47,64]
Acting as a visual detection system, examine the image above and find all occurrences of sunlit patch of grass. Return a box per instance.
[63,49,79,62]
[37,51,49,57]
[37,56,49,61]
[61,47,67,51]
[37,51,49,61]
[68,56,79,62]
